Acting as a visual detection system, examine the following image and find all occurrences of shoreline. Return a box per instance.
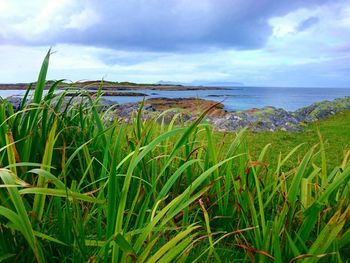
[94,96,350,132]
[5,94,350,132]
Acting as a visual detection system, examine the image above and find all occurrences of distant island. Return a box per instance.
[0,80,239,91]
[157,80,244,87]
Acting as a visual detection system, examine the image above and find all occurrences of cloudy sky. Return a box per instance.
[0,0,350,87]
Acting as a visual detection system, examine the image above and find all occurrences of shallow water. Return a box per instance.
[1,86,350,112]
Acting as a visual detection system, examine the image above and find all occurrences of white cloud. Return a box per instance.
[65,8,99,30]
[1,40,350,87]
[339,5,350,27]
[0,0,8,12]
[0,0,98,40]
[269,8,318,37]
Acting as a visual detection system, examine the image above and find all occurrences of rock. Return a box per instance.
[5,96,23,111]
[206,106,301,132]
[294,96,350,122]
[144,97,226,117]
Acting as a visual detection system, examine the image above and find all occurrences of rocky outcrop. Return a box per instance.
[144,97,226,117]
[206,106,301,132]
[293,96,350,123]
[4,96,23,111]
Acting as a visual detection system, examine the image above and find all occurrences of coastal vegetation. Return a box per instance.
[0,51,350,262]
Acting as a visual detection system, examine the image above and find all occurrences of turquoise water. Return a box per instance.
[1,87,350,112]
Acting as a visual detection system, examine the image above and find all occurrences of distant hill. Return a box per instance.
[158,80,244,87]
[192,81,244,87]
[157,80,184,85]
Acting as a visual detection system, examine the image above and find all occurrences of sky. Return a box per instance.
[0,0,350,87]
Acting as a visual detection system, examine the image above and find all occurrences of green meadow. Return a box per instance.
[1,51,350,262]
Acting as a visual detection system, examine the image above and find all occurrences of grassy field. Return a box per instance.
[1,51,350,262]
[250,110,350,169]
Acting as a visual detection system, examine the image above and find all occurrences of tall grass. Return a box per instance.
[0,51,350,262]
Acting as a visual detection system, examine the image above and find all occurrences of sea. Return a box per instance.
[1,87,350,112]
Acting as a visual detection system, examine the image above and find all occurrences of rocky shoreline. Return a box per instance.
[4,95,350,132]
[106,96,350,132]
